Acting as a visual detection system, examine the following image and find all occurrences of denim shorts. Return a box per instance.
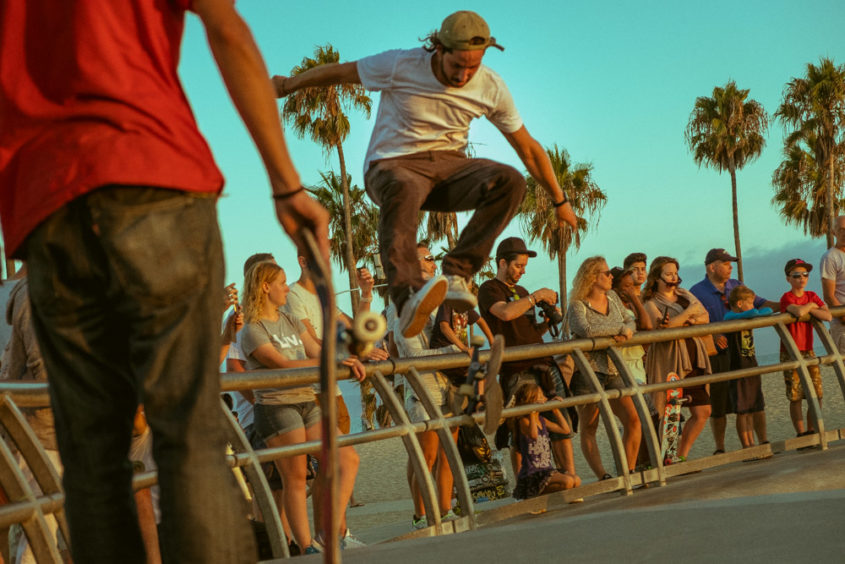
[570,371,625,396]
[254,401,321,441]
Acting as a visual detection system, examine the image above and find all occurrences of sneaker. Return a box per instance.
[442,510,458,522]
[399,275,448,338]
[443,274,477,312]
[304,542,322,555]
[340,530,366,550]
[411,515,428,530]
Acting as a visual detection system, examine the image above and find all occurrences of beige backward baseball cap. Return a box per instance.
[437,11,504,51]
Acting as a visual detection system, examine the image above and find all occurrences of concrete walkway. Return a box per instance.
[291,442,845,563]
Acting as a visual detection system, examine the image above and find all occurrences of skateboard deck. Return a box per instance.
[451,334,505,434]
[661,372,686,465]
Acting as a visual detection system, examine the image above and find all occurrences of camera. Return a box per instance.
[537,300,563,325]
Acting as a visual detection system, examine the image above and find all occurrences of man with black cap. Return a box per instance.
[273,11,577,340]
[478,237,578,477]
[690,248,776,453]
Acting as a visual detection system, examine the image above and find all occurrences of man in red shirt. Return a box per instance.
[779,259,832,436]
[0,1,327,562]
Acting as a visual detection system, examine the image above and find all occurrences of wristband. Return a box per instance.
[360,296,373,303]
[528,294,536,306]
[272,186,305,201]
[553,193,569,207]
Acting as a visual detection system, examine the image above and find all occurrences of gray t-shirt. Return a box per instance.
[357,48,523,175]
[241,313,316,405]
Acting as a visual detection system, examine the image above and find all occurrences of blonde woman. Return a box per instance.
[643,256,712,461]
[566,256,641,480]
[240,261,365,554]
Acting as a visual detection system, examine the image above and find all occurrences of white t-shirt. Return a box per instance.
[357,48,523,175]
[820,247,845,326]
[226,338,255,426]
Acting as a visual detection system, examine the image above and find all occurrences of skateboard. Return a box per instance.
[661,372,688,465]
[451,334,505,435]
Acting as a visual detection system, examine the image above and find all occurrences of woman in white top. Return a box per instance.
[240,261,365,553]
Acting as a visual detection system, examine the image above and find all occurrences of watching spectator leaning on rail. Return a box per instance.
[611,264,656,469]
[283,252,383,518]
[240,262,366,554]
[221,282,244,365]
[819,215,845,352]
[478,237,578,480]
[390,244,463,530]
[724,287,773,450]
[643,256,712,462]
[689,248,775,455]
[779,259,832,437]
[0,1,333,561]
[510,383,580,499]
[273,10,577,341]
[566,257,641,480]
[623,252,649,296]
[225,253,297,554]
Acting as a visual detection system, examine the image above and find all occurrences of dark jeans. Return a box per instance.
[365,150,525,308]
[26,187,256,563]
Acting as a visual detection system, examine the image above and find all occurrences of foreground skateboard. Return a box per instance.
[452,334,505,435]
[661,372,688,465]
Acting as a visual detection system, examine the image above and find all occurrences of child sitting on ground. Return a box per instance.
[779,258,832,436]
[510,383,580,499]
[724,286,772,448]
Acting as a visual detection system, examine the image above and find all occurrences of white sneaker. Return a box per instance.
[442,510,458,521]
[340,529,366,550]
[399,275,448,338]
[443,274,477,312]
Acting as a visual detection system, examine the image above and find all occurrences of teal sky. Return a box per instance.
[177,0,844,316]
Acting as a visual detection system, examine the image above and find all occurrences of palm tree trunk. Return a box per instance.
[558,251,567,322]
[730,166,744,282]
[336,144,360,313]
[829,152,837,248]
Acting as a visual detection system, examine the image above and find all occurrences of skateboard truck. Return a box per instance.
[337,311,387,358]
[452,334,505,435]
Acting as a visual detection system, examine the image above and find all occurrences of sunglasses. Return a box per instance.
[789,272,809,279]
[420,255,435,263]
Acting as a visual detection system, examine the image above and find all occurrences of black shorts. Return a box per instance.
[709,351,736,418]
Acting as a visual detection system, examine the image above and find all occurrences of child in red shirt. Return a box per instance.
[779,258,832,435]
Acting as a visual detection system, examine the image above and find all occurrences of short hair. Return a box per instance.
[623,252,647,270]
[728,285,755,308]
[496,252,523,266]
[243,253,274,276]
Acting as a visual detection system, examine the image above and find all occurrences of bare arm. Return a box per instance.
[821,278,845,322]
[193,0,330,262]
[488,288,557,322]
[475,317,495,346]
[439,321,470,353]
[810,304,833,322]
[273,62,360,97]
[518,413,540,440]
[503,126,577,229]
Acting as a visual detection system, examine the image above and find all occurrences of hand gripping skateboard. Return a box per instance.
[661,372,688,465]
[451,334,505,435]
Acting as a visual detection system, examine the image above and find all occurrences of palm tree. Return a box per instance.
[517,145,606,316]
[771,131,845,237]
[281,44,372,312]
[423,211,459,250]
[684,81,768,281]
[309,171,380,276]
[774,58,845,247]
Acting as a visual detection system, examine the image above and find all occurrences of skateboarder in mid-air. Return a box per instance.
[274,10,577,339]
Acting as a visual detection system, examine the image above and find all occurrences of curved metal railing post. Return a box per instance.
[774,322,827,450]
[570,349,632,494]
[811,318,845,404]
[403,367,476,530]
[219,400,289,559]
[368,371,440,525]
[606,346,664,486]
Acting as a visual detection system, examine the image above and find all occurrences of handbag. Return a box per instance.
[701,334,718,356]
[457,424,492,464]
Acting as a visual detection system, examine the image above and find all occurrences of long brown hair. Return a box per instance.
[642,256,680,301]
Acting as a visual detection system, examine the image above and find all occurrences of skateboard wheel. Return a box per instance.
[352,311,387,342]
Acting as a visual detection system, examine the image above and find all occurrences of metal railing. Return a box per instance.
[1,307,844,561]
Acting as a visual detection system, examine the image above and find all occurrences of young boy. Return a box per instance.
[724,286,772,447]
[779,258,832,436]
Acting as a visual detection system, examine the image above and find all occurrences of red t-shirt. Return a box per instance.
[0,0,223,257]
[780,290,825,352]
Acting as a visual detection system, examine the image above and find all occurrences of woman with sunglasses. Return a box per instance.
[643,256,712,461]
[566,256,641,480]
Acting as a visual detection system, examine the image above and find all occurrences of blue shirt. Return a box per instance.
[689,277,767,350]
